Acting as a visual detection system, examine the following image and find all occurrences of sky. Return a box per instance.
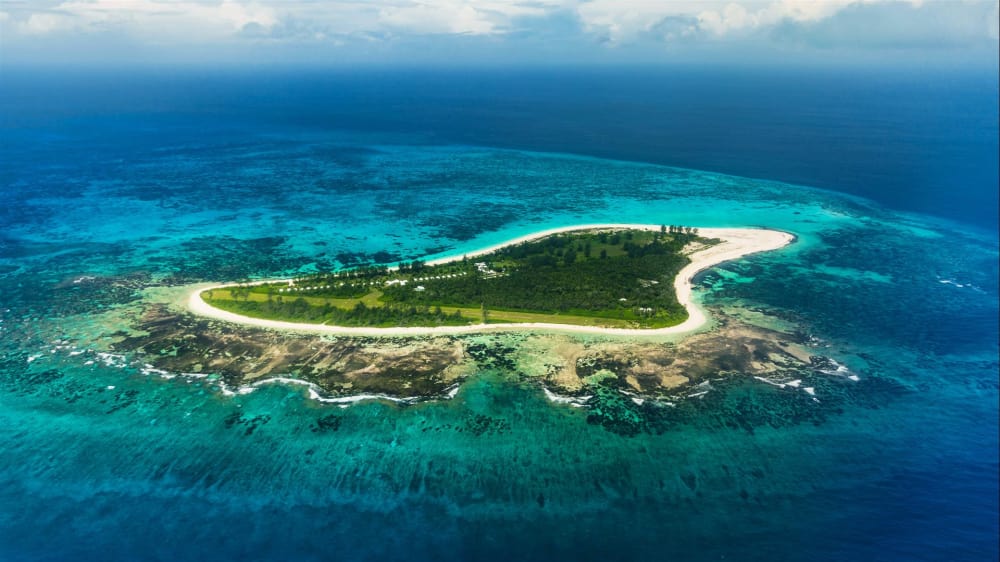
[0,0,998,67]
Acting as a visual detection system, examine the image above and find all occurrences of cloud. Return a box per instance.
[18,11,73,35]
[572,0,839,44]
[3,0,567,38]
[377,1,498,35]
[12,0,279,39]
[1,0,997,64]
[572,0,954,45]
[771,0,1000,49]
[379,0,568,35]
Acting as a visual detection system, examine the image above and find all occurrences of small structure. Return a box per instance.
[474,261,502,279]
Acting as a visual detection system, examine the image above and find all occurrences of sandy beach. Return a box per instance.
[186,224,794,337]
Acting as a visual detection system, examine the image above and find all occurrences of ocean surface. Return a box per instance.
[0,67,997,561]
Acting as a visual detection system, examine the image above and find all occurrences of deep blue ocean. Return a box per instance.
[0,66,997,561]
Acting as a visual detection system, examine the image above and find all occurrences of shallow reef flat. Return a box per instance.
[10,278,908,447]
[87,281,874,438]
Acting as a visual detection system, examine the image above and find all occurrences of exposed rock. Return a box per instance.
[114,303,473,398]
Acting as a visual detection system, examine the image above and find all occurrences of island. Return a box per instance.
[189,224,794,336]
[108,222,854,412]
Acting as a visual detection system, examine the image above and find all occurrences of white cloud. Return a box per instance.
[1,0,996,61]
[376,0,567,36]
[5,0,569,40]
[18,11,74,35]
[378,1,497,35]
[15,0,279,39]
[572,0,959,44]
[575,0,687,43]
[772,0,999,50]
[696,3,755,36]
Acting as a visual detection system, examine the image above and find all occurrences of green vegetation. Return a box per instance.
[203,227,711,328]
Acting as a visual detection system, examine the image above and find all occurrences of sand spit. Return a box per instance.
[187,225,794,337]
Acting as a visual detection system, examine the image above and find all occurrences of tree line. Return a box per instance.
[207,296,469,327]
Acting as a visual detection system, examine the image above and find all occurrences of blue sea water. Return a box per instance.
[0,67,997,561]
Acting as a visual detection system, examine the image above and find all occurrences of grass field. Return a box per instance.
[203,290,644,328]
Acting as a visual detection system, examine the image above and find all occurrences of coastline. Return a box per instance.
[186,224,795,337]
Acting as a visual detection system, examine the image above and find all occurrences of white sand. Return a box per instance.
[186,225,794,337]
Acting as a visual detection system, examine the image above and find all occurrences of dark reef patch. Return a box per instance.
[223,411,272,436]
[311,414,343,433]
[640,372,909,436]
[585,381,644,437]
[0,270,153,318]
[159,236,304,284]
[333,250,406,268]
[579,368,909,438]
[463,414,511,436]
[103,389,140,414]
[466,340,519,371]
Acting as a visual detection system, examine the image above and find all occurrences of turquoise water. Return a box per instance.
[2,97,998,558]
